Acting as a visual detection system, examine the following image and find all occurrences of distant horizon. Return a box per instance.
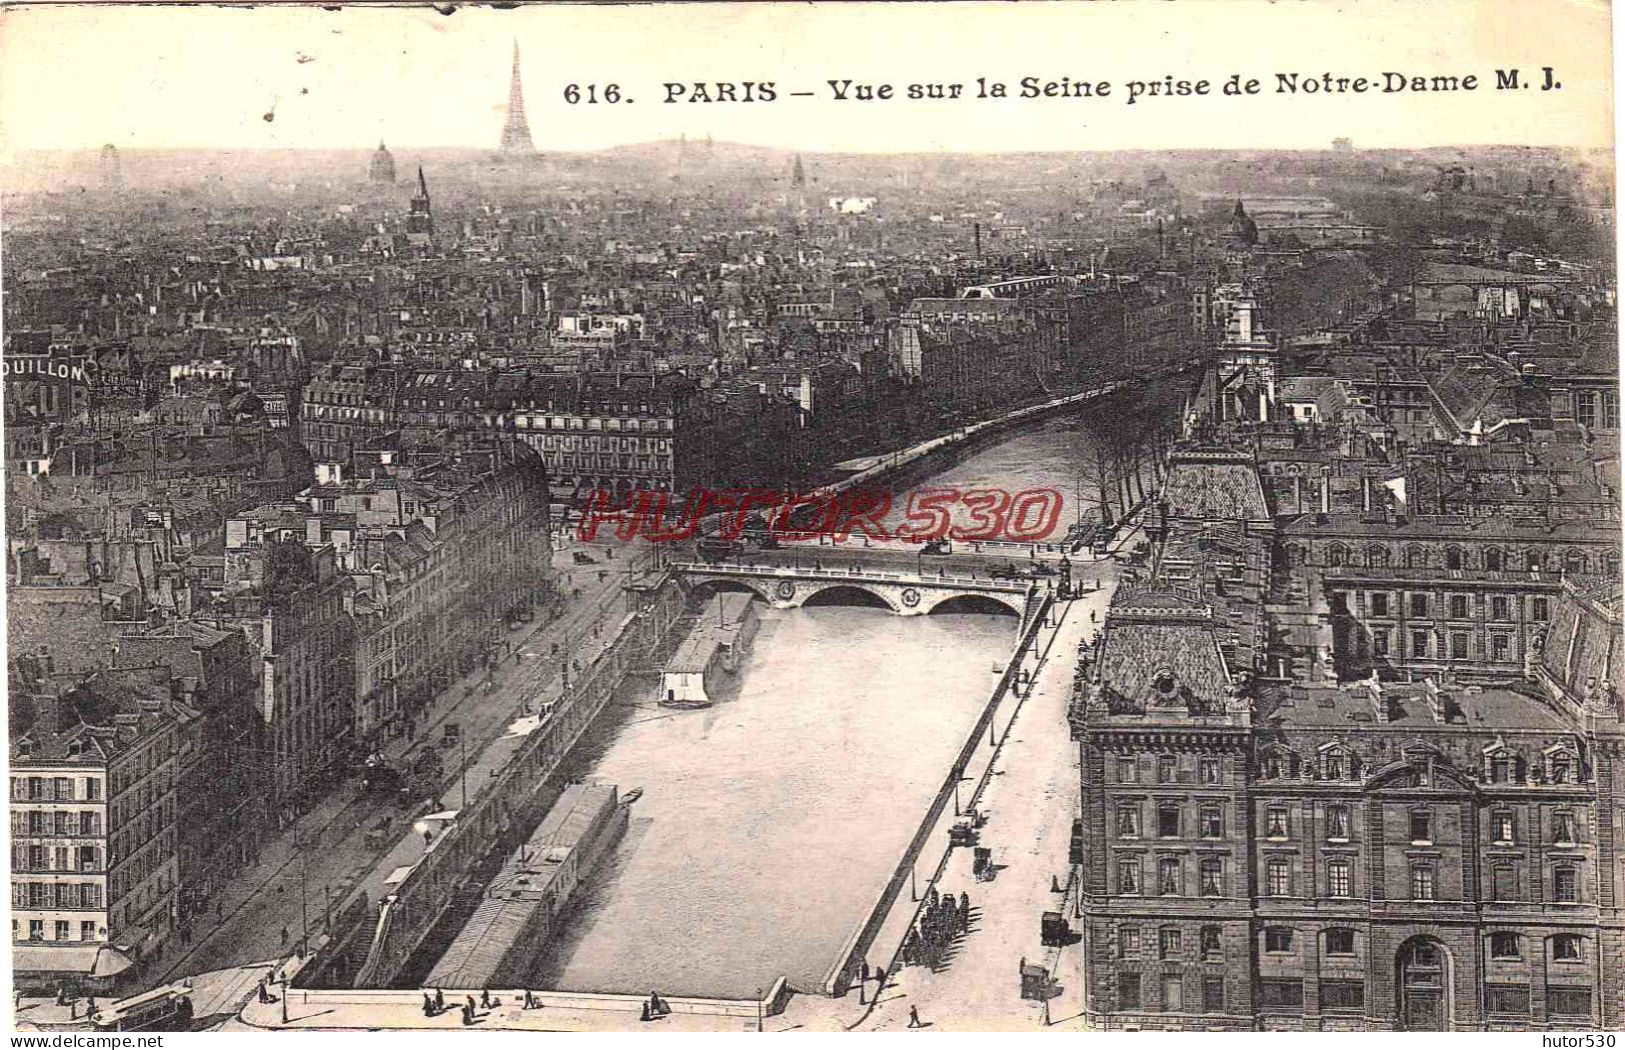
[5,139,1610,160]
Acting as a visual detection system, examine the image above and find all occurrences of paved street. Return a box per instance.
[153,539,653,985]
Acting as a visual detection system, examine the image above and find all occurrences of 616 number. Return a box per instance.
[563,84,622,104]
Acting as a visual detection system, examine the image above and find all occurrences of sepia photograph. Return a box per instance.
[0,0,1619,1037]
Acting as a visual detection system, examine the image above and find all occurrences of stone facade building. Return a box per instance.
[1072,449,1623,1031]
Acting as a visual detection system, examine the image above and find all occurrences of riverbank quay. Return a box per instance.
[152,543,652,987]
[235,980,790,1032]
[304,569,689,991]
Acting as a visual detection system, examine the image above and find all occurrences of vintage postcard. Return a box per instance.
[0,0,1619,1038]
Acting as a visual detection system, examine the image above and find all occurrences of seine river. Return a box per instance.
[527,413,1136,998]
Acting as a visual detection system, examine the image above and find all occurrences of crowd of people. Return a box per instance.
[899,886,972,970]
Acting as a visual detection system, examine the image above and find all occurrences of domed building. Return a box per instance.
[369,141,396,184]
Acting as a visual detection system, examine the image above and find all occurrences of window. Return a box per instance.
[1326,545,1347,568]
[1371,592,1390,617]
[54,920,70,941]
[1552,934,1583,961]
[1118,972,1142,1009]
[1157,756,1176,784]
[1266,807,1289,839]
[1159,928,1181,960]
[1326,804,1352,839]
[1485,548,1504,571]
[1554,812,1578,844]
[1266,858,1292,896]
[1158,857,1181,896]
[1318,981,1364,1015]
[1200,925,1222,958]
[1490,932,1521,960]
[1528,551,1544,572]
[1533,597,1550,622]
[1119,758,1139,783]
[1325,928,1355,955]
[1263,752,1283,779]
[1327,858,1352,898]
[1199,857,1223,897]
[1410,593,1430,617]
[1411,864,1436,901]
[1158,804,1180,838]
[1118,857,1142,895]
[1446,547,1463,570]
[1373,630,1390,657]
[1119,926,1141,957]
[1202,976,1225,1013]
[1576,390,1599,428]
[1551,755,1573,784]
[1493,864,1520,902]
[1449,594,1468,619]
[1199,806,1223,839]
[1491,595,1510,620]
[1450,632,1469,660]
[1413,631,1430,657]
[1486,984,1530,1015]
[1116,805,1140,838]
[1487,810,1515,843]
[1160,974,1184,1012]
[1554,867,1578,904]
[80,921,96,942]
[1410,811,1433,843]
[1259,980,1303,1009]
[1265,927,1294,953]
[1548,987,1591,1017]
[1198,758,1221,784]
[1491,634,1510,661]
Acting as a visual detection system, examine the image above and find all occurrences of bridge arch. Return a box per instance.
[687,577,776,605]
[922,592,1024,617]
[799,582,901,613]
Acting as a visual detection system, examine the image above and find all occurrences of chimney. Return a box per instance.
[1365,673,1392,723]
[1422,678,1447,724]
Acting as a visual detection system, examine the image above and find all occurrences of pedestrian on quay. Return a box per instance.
[480,988,491,1009]
[908,1005,923,1029]
[460,1003,474,1026]
[422,993,434,1016]
[280,925,289,947]
[959,891,970,927]
[434,988,445,1014]
[875,966,887,993]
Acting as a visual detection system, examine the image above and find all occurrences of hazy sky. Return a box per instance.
[0,0,1613,157]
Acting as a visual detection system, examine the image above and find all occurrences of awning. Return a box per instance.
[113,926,151,954]
[13,944,134,979]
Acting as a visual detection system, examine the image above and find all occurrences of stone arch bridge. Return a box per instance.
[670,558,1045,625]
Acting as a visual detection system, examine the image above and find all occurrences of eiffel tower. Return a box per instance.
[500,41,535,153]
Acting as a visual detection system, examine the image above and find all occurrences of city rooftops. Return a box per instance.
[1259,679,1573,733]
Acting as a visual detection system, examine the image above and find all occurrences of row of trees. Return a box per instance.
[1072,382,1187,529]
